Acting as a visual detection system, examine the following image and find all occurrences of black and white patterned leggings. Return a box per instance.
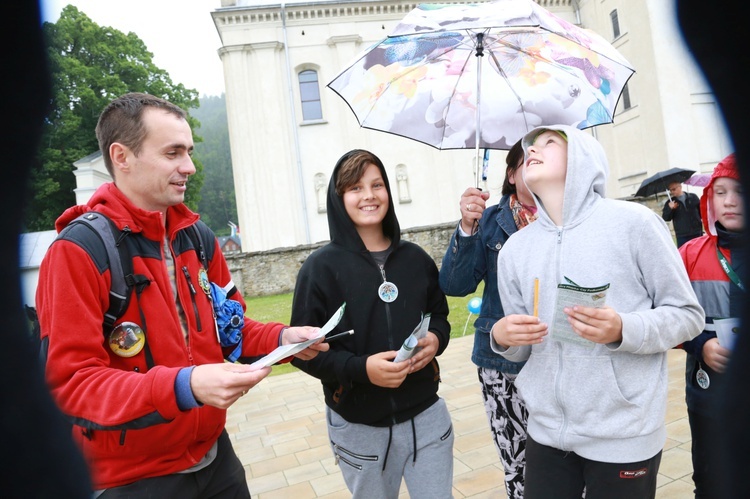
[478,367,528,499]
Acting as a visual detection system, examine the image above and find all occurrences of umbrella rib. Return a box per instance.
[441,28,494,152]
[440,39,476,150]
[488,26,635,72]
[486,48,530,136]
[494,37,611,119]
[365,30,485,151]
[487,30,629,123]
[354,40,462,128]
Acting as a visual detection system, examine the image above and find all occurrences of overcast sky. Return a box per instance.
[40,0,227,97]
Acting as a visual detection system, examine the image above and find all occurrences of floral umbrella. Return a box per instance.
[328,0,635,185]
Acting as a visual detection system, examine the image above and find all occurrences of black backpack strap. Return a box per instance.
[186,220,215,269]
[64,212,155,369]
[73,212,132,330]
[188,226,207,269]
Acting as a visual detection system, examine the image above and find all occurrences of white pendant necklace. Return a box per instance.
[696,363,710,389]
[377,264,398,303]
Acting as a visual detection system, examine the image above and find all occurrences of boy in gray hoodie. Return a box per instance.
[490,125,704,498]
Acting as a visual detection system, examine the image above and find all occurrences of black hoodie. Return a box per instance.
[291,150,451,426]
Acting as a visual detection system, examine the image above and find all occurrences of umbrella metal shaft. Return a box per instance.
[475,32,484,189]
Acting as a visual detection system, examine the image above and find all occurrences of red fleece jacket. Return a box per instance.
[36,183,284,489]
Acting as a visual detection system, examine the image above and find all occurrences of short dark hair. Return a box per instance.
[501,140,524,196]
[335,150,386,196]
[95,92,187,178]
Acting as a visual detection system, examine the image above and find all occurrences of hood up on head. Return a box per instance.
[521,124,608,227]
[326,149,400,252]
[701,153,739,236]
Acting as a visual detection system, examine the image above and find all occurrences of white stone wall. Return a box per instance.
[227,194,666,298]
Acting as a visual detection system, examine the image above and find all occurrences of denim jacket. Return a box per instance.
[439,194,525,373]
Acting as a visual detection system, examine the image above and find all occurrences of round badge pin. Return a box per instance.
[108,322,146,358]
[378,281,399,303]
[198,268,210,296]
[696,367,710,389]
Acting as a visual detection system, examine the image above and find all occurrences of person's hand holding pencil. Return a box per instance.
[491,277,547,348]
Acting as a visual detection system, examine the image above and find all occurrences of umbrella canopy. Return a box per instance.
[635,167,696,198]
[684,172,711,187]
[328,0,635,184]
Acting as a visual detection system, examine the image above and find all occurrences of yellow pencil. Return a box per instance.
[533,278,539,317]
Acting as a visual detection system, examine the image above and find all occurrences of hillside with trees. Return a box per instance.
[192,95,237,237]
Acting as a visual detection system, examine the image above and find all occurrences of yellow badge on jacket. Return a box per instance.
[198,267,210,296]
[108,322,145,357]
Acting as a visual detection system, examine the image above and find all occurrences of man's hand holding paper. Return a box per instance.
[249,303,345,369]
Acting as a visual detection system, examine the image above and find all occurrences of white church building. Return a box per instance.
[212,0,731,252]
[21,0,731,306]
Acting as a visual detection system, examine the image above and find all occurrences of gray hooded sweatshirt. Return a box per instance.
[492,125,704,463]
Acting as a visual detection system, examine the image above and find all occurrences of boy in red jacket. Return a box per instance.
[679,153,744,499]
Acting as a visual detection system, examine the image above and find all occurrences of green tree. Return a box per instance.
[192,95,237,237]
[25,5,204,231]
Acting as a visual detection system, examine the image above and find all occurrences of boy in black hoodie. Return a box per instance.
[291,149,453,498]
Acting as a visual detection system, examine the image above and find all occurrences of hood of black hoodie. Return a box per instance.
[326,149,401,253]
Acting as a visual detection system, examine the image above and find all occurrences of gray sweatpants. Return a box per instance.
[327,397,454,498]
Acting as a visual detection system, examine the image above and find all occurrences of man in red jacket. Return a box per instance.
[36,92,327,497]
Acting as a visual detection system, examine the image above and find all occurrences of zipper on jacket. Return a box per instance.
[556,348,568,450]
[553,227,568,449]
[377,261,399,425]
[382,265,403,426]
[181,266,202,331]
[555,227,562,282]
[378,264,395,347]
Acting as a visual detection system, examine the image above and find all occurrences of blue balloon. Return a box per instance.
[467,297,482,315]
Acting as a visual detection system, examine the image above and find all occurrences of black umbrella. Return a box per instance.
[635,167,696,198]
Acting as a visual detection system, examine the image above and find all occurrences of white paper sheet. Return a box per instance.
[249,302,346,369]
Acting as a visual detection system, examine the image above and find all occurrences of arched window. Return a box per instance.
[299,70,323,121]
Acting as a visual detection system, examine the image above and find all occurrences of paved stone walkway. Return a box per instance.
[226,335,695,498]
